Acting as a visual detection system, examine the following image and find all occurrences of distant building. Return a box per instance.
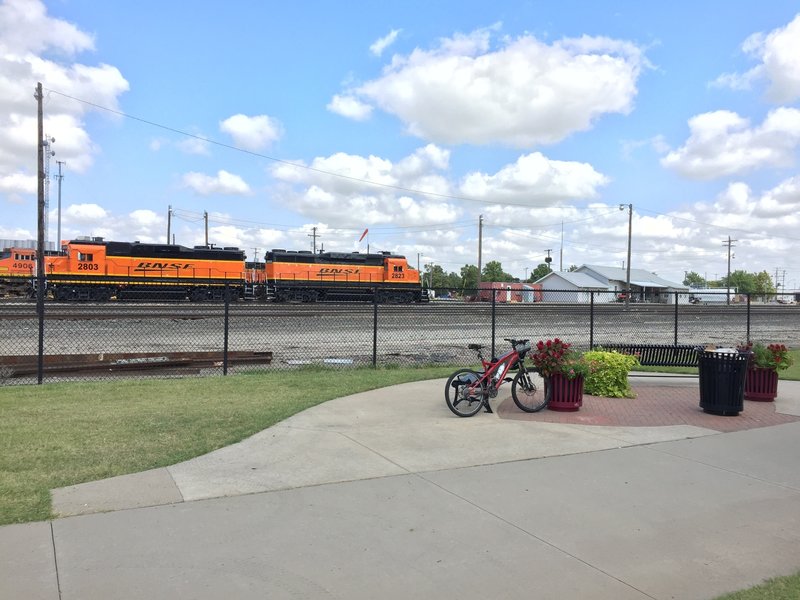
[535,271,607,303]
[535,265,688,303]
[0,239,57,252]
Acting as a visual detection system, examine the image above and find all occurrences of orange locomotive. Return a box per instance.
[0,238,428,303]
[44,237,246,301]
[263,248,427,303]
[0,247,37,297]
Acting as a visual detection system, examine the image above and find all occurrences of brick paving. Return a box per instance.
[497,382,800,433]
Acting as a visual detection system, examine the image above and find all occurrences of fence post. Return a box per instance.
[36,280,44,384]
[491,289,497,359]
[674,291,679,346]
[746,293,751,342]
[372,287,378,367]
[589,291,594,349]
[223,285,230,375]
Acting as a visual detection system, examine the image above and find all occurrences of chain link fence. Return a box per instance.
[1,288,799,386]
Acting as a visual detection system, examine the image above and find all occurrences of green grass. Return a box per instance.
[0,365,455,525]
[713,571,800,599]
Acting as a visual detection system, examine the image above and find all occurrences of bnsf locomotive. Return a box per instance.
[0,247,37,297]
[0,237,427,303]
[264,248,426,303]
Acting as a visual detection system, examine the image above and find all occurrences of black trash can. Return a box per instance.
[697,350,749,416]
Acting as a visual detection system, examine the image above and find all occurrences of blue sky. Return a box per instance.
[1,0,799,287]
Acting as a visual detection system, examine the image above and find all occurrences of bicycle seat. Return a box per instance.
[467,343,484,351]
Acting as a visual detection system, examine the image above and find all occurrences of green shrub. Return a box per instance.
[583,350,639,398]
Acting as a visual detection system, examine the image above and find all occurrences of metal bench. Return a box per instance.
[592,344,698,368]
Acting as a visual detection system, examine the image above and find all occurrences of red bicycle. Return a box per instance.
[444,338,550,417]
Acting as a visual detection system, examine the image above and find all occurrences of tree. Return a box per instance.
[753,271,776,297]
[530,263,551,282]
[460,264,479,292]
[567,265,579,272]
[683,271,706,288]
[482,260,512,282]
[423,263,449,288]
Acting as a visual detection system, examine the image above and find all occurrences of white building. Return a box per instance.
[536,265,688,303]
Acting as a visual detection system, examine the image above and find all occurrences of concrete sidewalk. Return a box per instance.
[3,377,800,599]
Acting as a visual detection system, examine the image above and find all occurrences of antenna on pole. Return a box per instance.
[476,215,483,289]
[167,205,172,244]
[722,236,737,305]
[204,211,208,247]
[308,226,318,253]
[55,161,65,249]
[42,136,55,246]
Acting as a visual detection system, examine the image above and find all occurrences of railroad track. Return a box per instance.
[0,300,793,321]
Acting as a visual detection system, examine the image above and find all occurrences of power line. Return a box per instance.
[44,88,602,210]
[638,207,800,243]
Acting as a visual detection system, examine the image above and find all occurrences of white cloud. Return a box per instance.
[65,203,108,222]
[0,0,93,56]
[369,29,401,57]
[0,171,35,194]
[326,94,373,120]
[660,108,800,180]
[219,114,282,151]
[176,136,211,156]
[711,13,800,103]
[271,145,459,227]
[182,170,252,196]
[0,0,128,197]
[460,152,609,204]
[752,176,800,218]
[333,26,645,147]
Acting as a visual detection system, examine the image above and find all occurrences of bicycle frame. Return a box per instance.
[445,338,544,417]
[476,346,522,397]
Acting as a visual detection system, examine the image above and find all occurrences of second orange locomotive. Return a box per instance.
[1,237,427,303]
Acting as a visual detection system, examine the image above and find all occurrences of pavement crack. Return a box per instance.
[642,445,800,492]
[49,520,63,600]
[336,431,413,474]
[415,471,659,600]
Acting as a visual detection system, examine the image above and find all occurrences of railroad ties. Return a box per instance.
[0,350,273,379]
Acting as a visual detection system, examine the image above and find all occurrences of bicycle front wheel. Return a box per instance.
[444,369,487,417]
[511,368,549,413]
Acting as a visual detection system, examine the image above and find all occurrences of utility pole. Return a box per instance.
[560,221,564,272]
[308,226,318,253]
[55,161,65,249]
[35,82,45,384]
[167,205,172,244]
[204,211,208,247]
[620,204,632,308]
[476,215,483,290]
[722,236,737,305]
[545,249,553,272]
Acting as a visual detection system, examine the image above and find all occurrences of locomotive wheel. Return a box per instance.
[190,289,207,302]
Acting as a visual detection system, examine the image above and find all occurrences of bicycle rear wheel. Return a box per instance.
[444,369,487,417]
[511,368,549,412]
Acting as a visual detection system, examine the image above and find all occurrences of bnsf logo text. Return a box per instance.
[136,262,194,269]
[318,267,360,274]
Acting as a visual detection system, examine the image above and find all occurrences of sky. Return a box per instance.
[1,0,800,288]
